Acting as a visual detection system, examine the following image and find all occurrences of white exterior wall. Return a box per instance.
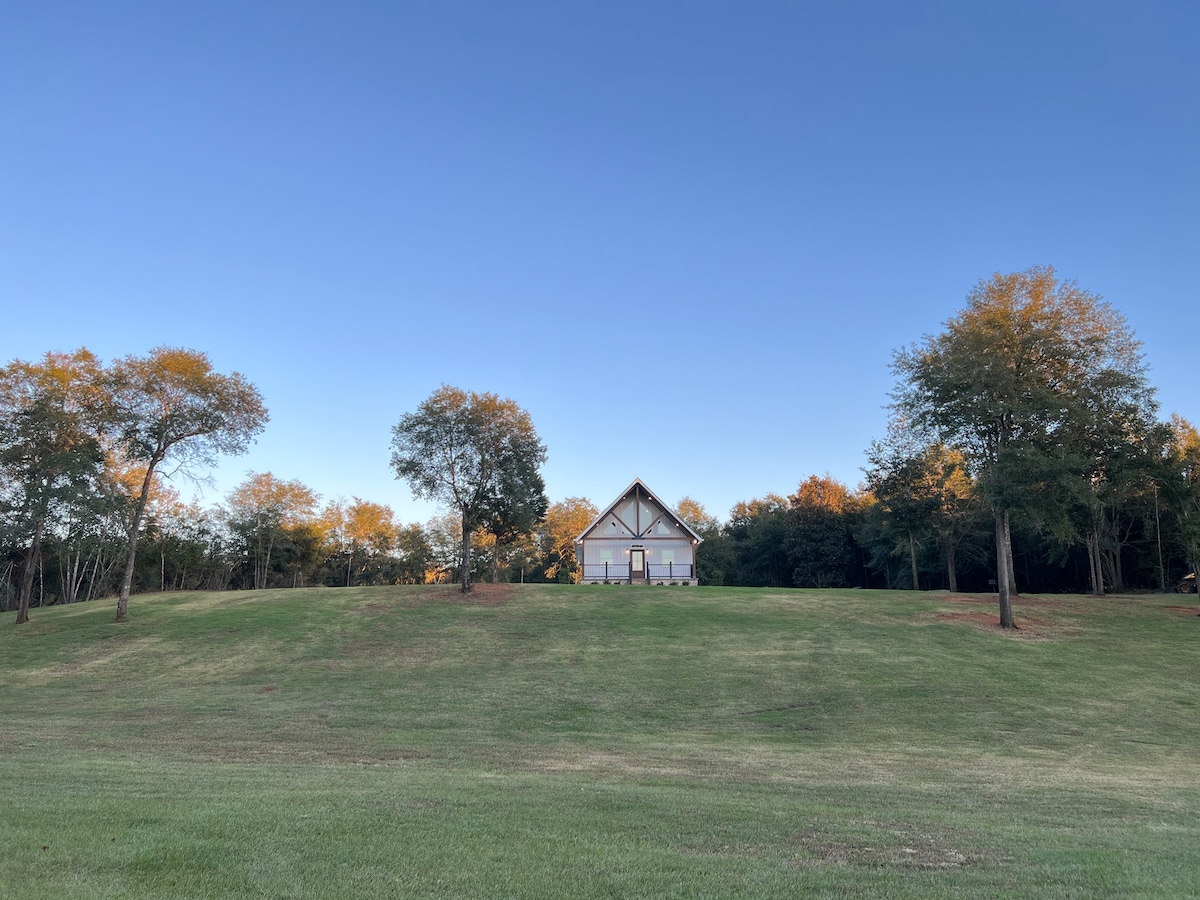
[582,538,694,567]
[577,479,703,583]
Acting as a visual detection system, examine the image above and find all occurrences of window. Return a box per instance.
[639,502,655,529]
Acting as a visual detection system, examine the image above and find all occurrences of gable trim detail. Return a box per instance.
[576,478,704,544]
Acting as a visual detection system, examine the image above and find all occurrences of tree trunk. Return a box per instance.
[995,509,1015,628]
[945,544,958,593]
[460,517,473,593]
[1109,544,1123,593]
[1,560,13,613]
[117,455,162,622]
[1087,530,1105,596]
[63,545,84,604]
[1153,484,1166,592]
[1003,511,1018,596]
[85,546,103,603]
[15,517,46,625]
[908,530,919,590]
[1089,532,1099,595]
[261,532,275,590]
[492,537,501,584]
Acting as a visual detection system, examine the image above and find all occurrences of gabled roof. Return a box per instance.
[576,477,704,544]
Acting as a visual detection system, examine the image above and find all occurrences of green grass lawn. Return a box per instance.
[2,584,1197,898]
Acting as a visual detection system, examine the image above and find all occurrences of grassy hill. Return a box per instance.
[2,584,1197,898]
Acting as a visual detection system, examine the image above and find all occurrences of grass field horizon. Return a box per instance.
[3,584,1198,897]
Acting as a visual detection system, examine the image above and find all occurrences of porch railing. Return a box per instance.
[647,563,693,580]
[581,563,694,580]
[582,563,632,580]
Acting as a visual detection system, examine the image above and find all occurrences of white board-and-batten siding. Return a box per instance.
[576,478,702,583]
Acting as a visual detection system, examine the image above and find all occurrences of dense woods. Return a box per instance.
[3,270,1199,619]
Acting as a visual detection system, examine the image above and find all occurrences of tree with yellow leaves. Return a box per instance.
[107,348,267,621]
[0,349,106,624]
[540,497,598,583]
[227,472,318,589]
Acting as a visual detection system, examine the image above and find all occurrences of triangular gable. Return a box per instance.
[577,478,704,543]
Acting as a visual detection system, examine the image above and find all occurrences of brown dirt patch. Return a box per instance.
[943,594,994,605]
[1163,606,1200,616]
[935,610,1059,640]
[408,583,516,606]
[352,601,394,615]
[1015,595,1074,609]
[789,821,1006,870]
[944,593,1077,609]
[348,583,516,615]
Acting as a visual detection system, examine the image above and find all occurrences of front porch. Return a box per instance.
[581,563,697,585]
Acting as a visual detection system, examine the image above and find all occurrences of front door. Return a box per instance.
[630,549,645,581]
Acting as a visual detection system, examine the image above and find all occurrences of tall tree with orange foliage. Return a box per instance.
[787,474,860,588]
[675,497,720,538]
[0,349,106,624]
[107,348,267,621]
[227,472,318,589]
[540,497,597,583]
[345,498,397,585]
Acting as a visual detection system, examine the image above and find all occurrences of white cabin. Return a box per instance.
[576,479,702,584]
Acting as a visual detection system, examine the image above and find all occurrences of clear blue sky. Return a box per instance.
[2,1,1196,524]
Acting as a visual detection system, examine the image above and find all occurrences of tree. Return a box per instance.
[726,494,791,587]
[675,497,720,539]
[1066,369,1163,597]
[345,498,397,586]
[676,496,725,584]
[423,512,465,583]
[481,454,548,583]
[226,472,318,589]
[107,347,268,621]
[395,523,433,584]
[787,475,858,588]
[0,350,106,624]
[893,267,1154,627]
[865,421,982,592]
[539,497,598,583]
[1162,416,1200,597]
[390,386,547,593]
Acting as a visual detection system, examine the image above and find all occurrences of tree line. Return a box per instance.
[0,461,602,611]
[4,268,1199,625]
[0,347,266,624]
[691,267,1200,626]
